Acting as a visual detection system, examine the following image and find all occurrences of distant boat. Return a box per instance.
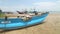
[0,12,49,30]
[17,11,25,14]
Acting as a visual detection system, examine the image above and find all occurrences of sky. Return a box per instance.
[0,0,60,12]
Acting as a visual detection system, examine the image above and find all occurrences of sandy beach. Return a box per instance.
[0,14,60,34]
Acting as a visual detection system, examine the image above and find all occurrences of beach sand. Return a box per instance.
[0,14,60,34]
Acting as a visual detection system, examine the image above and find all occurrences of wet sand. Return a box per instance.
[0,14,60,34]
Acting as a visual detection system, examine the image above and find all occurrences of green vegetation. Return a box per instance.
[0,13,5,18]
[0,9,5,18]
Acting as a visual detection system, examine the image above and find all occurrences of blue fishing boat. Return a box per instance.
[0,12,49,30]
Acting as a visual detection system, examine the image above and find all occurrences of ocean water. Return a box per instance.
[38,11,60,14]
[49,11,60,14]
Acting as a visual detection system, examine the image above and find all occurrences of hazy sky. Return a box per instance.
[0,0,60,12]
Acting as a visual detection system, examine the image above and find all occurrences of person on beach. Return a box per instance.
[5,16,8,21]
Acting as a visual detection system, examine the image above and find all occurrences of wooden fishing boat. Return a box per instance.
[0,12,49,30]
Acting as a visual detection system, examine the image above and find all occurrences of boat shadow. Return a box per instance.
[0,21,46,33]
